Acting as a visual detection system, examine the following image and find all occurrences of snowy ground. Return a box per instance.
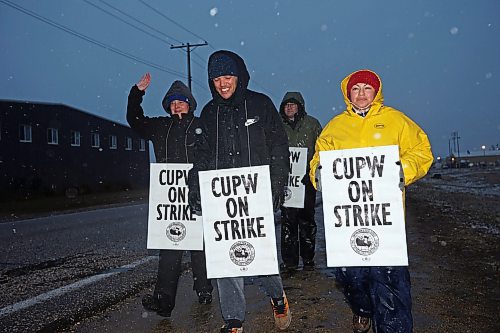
[423,166,500,198]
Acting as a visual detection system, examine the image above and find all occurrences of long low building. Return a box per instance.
[0,99,149,200]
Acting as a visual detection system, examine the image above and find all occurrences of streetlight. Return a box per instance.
[481,145,486,157]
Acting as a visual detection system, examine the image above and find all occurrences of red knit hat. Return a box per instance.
[347,70,380,100]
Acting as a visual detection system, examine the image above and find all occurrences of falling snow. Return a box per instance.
[210,7,218,16]
[450,27,459,35]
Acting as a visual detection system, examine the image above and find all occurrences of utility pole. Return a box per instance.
[170,42,208,91]
[451,131,461,168]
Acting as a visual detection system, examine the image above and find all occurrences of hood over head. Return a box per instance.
[162,80,197,115]
[207,50,250,104]
[279,91,306,118]
[341,69,384,114]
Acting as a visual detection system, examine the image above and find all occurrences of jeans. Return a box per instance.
[217,275,284,322]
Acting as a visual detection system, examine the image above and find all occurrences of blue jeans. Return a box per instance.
[217,275,284,323]
[335,266,413,333]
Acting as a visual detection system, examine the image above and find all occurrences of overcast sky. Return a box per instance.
[1,0,499,158]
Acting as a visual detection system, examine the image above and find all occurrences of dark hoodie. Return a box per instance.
[279,92,322,166]
[127,80,202,163]
[191,50,289,192]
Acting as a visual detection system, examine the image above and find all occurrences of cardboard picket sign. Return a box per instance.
[320,145,408,267]
[147,163,203,250]
[198,165,279,278]
[283,147,308,208]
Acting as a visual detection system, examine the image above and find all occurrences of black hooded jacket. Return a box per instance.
[127,80,202,163]
[190,50,290,192]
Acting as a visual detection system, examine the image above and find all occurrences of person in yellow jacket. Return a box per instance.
[309,69,433,333]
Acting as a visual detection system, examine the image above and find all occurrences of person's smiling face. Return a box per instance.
[213,75,238,99]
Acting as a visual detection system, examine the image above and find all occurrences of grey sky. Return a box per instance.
[1,0,499,158]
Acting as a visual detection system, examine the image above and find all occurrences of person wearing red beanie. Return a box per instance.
[310,69,433,333]
[346,70,381,117]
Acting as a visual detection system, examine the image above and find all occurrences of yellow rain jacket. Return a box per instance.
[309,70,433,188]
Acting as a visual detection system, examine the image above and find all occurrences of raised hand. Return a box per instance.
[136,72,151,91]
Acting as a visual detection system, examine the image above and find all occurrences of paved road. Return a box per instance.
[1,177,498,332]
[0,204,157,333]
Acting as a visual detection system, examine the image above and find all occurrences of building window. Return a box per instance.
[91,133,100,148]
[19,124,32,143]
[125,136,132,150]
[109,135,117,149]
[47,128,59,145]
[70,130,81,146]
[139,139,146,151]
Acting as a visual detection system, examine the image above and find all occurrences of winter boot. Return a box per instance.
[353,314,371,333]
[197,290,212,304]
[303,260,315,271]
[142,292,173,317]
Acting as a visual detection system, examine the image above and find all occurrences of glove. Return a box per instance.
[188,188,202,216]
[396,161,405,191]
[271,184,285,212]
[314,165,322,192]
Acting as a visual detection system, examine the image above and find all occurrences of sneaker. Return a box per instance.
[303,260,315,271]
[197,291,212,304]
[353,314,371,333]
[271,293,292,330]
[220,319,243,333]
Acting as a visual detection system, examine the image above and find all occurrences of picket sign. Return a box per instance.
[147,163,203,250]
[320,145,408,267]
[283,147,308,208]
[198,165,279,278]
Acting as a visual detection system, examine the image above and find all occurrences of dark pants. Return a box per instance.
[153,249,213,312]
[334,266,413,333]
[280,181,317,267]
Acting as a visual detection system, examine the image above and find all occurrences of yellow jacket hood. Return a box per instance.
[341,69,384,116]
[309,70,433,189]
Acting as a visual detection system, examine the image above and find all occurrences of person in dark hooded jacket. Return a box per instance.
[188,51,292,333]
[278,92,322,274]
[127,73,212,317]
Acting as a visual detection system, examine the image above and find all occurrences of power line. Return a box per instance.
[137,0,214,67]
[0,0,185,77]
[95,0,183,44]
[138,0,214,50]
[87,0,208,81]
[82,0,172,45]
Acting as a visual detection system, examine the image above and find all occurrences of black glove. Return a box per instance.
[315,165,322,192]
[396,161,405,191]
[271,184,285,212]
[188,188,202,216]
